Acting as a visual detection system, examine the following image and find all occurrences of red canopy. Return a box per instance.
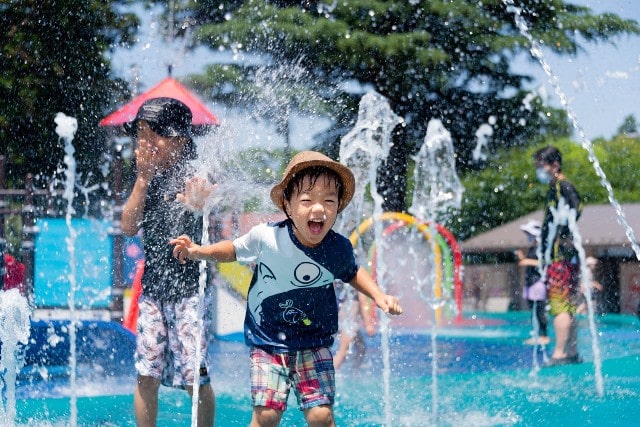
[99,77,219,129]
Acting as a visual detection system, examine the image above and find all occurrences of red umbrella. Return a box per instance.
[99,77,219,133]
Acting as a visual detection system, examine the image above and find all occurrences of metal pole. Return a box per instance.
[110,145,125,322]
[21,173,37,304]
[0,155,6,288]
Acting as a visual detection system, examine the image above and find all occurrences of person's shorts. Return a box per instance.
[250,346,335,411]
[135,295,211,388]
[547,260,580,316]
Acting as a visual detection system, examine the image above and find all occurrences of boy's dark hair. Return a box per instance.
[533,146,563,169]
[283,166,344,204]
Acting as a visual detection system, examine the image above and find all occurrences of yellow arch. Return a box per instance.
[349,212,445,322]
[218,261,252,299]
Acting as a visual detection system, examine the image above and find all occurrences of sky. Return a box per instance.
[109,1,640,149]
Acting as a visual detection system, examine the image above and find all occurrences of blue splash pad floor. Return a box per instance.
[11,312,640,426]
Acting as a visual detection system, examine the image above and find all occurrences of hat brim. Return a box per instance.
[519,220,541,237]
[270,158,355,214]
[123,119,191,138]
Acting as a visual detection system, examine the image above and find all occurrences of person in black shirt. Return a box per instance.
[121,98,215,426]
[533,146,583,367]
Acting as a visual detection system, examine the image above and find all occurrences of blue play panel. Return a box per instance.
[34,218,114,309]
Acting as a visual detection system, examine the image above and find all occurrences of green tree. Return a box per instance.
[449,136,640,241]
[615,114,638,136]
[178,0,638,211]
[0,1,138,200]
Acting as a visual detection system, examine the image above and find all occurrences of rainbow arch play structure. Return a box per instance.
[348,212,463,323]
[207,211,463,337]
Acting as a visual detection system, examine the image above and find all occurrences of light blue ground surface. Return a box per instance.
[9,312,640,426]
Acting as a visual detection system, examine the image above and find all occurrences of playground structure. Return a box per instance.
[349,211,463,323]
[0,154,129,322]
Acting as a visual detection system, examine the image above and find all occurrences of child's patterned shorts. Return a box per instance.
[250,346,335,411]
[135,295,211,388]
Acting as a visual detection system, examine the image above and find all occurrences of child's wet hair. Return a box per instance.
[283,166,344,202]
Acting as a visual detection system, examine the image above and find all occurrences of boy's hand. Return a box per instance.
[170,235,199,264]
[176,177,217,213]
[135,137,162,180]
[375,294,403,316]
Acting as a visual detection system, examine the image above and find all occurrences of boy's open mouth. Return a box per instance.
[308,218,325,234]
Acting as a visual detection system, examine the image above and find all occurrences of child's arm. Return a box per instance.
[170,236,237,264]
[349,266,403,315]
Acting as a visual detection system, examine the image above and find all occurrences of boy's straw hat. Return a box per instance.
[270,151,355,213]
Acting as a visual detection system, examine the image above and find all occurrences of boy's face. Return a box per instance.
[284,174,339,248]
[137,120,188,172]
[535,159,560,181]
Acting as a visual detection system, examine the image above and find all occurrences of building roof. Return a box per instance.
[460,203,640,255]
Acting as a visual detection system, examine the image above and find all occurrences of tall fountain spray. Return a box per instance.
[0,288,31,427]
[191,204,211,427]
[408,118,463,225]
[407,118,464,424]
[54,112,80,425]
[338,91,402,425]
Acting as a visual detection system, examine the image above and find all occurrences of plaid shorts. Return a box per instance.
[134,295,211,388]
[250,346,335,411]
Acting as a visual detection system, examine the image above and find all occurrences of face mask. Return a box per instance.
[536,167,551,184]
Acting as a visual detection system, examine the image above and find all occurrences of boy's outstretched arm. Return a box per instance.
[170,236,237,264]
[349,266,403,315]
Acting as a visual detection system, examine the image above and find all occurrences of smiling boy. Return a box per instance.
[170,151,402,427]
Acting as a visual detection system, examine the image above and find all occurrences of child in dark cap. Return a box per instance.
[121,97,215,426]
[170,151,403,427]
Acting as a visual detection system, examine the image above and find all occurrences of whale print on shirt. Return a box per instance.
[247,261,333,326]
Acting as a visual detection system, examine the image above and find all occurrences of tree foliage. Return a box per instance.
[179,0,638,210]
[0,1,138,195]
[615,114,638,136]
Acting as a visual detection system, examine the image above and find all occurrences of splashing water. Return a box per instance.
[504,0,640,262]
[539,196,604,396]
[472,122,494,163]
[338,91,402,426]
[409,119,462,312]
[408,118,464,224]
[187,122,278,423]
[407,118,465,423]
[339,90,403,240]
[54,112,80,424]
[566,207,604,396]
[0,288,31,427]
[191,208,211,427]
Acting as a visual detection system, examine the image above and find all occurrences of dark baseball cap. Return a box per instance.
[124,97,192,138]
